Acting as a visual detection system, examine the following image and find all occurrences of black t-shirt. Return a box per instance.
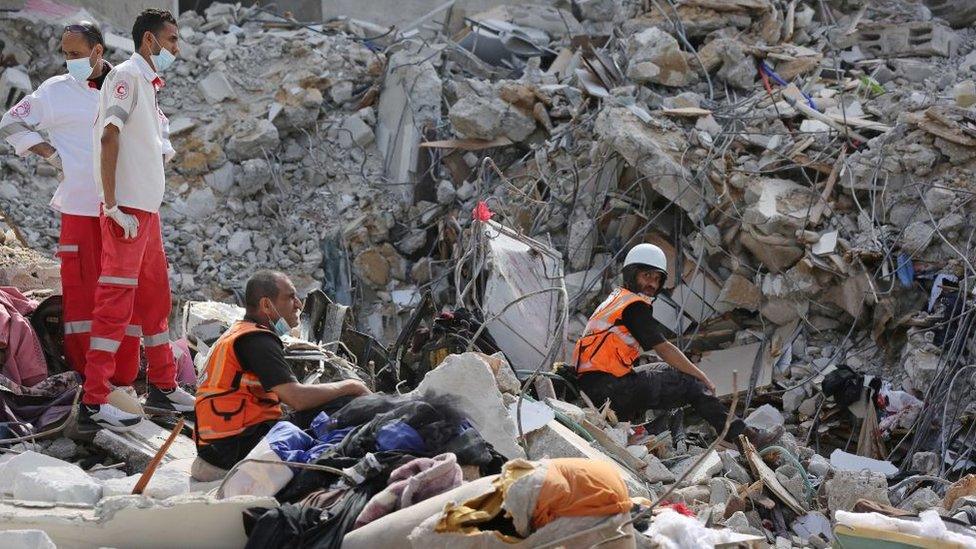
[233,316,298,391]
[620,301,667,350]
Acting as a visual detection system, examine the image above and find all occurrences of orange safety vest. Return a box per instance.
[574,288,653,378]
[194,321,284,445]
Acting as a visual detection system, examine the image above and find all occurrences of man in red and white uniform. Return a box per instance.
[0,23,144,396]
[83,8,193,432]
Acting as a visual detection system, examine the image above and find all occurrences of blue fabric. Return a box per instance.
[266,421,315,463]
[309,412,334,439]
[375,420,427,453]
[306,427,355,462]
[896,253,915,287]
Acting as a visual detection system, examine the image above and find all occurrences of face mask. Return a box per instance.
[66,56,94,82]
[149,34,175,72]
[268,303,291,337]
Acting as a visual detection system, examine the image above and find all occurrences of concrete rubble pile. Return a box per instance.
[3,0,976,546]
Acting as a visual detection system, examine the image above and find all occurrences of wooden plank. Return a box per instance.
[740,435,805,514]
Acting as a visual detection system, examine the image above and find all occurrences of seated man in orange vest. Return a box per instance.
[574,244,781,448]
[193,270,370,474]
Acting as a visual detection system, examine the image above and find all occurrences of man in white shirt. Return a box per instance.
[82,8,193,432]
[0,23,142,394]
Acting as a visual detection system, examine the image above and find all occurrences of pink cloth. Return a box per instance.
[0,287,47,386]
[170,338,196,385]
[354,453,463,529]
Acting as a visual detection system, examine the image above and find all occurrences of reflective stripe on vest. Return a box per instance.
[194,321,284,444]
[573,288,653,378]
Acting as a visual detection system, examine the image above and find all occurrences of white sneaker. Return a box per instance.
[79,403,142,433]
[145,385,196,413]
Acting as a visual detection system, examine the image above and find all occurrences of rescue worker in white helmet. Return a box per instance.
[573,243,782,448]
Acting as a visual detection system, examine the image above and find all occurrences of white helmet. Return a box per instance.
[624,243,668,274]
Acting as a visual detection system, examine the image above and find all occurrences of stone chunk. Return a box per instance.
[227,230,252,256]
[237,158,272,196]
[0,530,56,549]
[595,107,700,217]
[449,95,535,142]
[625,27,693,87]
[340,113,375,149]
[414,353,524,460]
[102,467,190,500]
[44,437,78,461]
[826,470,891,513]
[198,71,236,104]
[226,119,280,161]
[717,274,761,312]
[643,454,676,484]
[0,451,101,505]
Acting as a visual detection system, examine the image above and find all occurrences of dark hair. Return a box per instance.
[131,8,177,50]
[63,21,104,48]
[245,270,286,310]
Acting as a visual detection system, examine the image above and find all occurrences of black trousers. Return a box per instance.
[578,366,746,441]
[197,395,357,470]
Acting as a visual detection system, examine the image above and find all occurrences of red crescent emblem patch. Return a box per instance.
[114,81,129,100]
[10,100,30,118]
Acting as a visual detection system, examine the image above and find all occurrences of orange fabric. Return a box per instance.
[532,458,632,529]
[194,321,284,445]
[574,288,652,377]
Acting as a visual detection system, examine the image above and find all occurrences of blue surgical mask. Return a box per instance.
[150,35,175,72]
[268,303,291,337]
[66,57,94,82]
[273,317,290,337]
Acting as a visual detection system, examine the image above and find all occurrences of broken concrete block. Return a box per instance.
[237,158,272,196]
[102,467,190,500]
[594,107,700,217]
[745,404,784,431]
[414,353,524,460]
[720,451,752,485]
[743,178,817,236]
[898,487,942,513]
[93,421,196,475]
[339,113,374,149]
[716,40,755,89]
[911,452,939,475]
[826,470,891,513]
[782,385,808,414]
[198,71,236,104]
[566,216,596,271]
[225,118,280,161]
[524,420,650,498]
[0,495,276,549]
[643,454,676,484]
[890,59,938,83]
[184,187,218,220]
[830,449,897,476]
[673,450,722,487]
[44,437,78,461]
[717,273,761,312]
[544,398,586,423]
[204,162,236,195]
[435,180,456,205]
[0,452,101,506]
[854,21,957,58]
[449,94,535,142]
[226,230,252,256]
[0,530,56,549]
[625,27,693,87]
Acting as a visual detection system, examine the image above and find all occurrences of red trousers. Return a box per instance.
[83,207,176,405]
[58,214,140,381]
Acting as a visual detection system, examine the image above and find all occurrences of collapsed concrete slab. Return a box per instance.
[0,530,56,549]
[0,452,101,506]
[413,352,525,460]
[93,420,197,475]
[0,495,276,549]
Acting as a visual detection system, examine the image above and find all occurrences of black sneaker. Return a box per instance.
[78,403,142,434]
[144,384,195,414]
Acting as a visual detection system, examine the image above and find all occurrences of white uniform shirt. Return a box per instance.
[0,74,103,216]
[92,53,175,213]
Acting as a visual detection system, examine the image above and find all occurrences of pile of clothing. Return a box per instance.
[242,394,505,548]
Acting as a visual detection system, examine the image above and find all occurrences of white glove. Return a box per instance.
[43,151,62,171]
[104,205,139,239]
